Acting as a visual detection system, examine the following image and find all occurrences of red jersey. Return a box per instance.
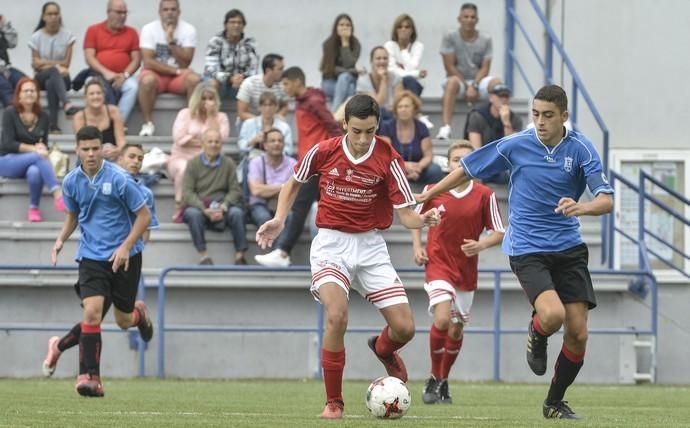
[294,135,415,233]
[84,22,139,73]
[295,88,342,160]
[417,181,505,291]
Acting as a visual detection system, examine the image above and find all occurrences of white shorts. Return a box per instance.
[442,75,496,100]
[310,228,409,309]
[424,280,475,324]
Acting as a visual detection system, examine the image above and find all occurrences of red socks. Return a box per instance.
[441,336,463,379]
[429,324,447,379]
[322,349,345,403]
[375,326,405,358]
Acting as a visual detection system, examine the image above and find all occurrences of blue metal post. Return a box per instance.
[137,277,146,377]
[157,270,166,378]
[492,271,502,382]
[638,174,646,267]
[315,304,324,380]
[505,0,515,89]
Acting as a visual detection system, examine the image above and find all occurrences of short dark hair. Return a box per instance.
[534,84,568,113]
[76,126,103,144]
[282,66,305,84]
[122,143,144,153]
[224,8,246,26]
[262,53,283,73]
[461,3,478,13]
[344,94,380,123]
[264,128,284,141]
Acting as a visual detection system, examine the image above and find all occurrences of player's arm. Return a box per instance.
[461,230,504,257]
[416,167,470,203]
[555,192,613,217]
[397,206,440,230]
[51,211,78,265]
[255,176,303,249]
[110,205,151,272]
[410,228,428,266]
[143,230,151,244]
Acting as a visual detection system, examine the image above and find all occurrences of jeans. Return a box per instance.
[0,67,26,107]
[0,152,59,207]
[94,73,138,123]
[183,205,248,252]
[35,67,71,128]
[275,177,319,254]
[322,72,356,112]
[402,75,424,97]
[250,203,293,249]
[410,162,446,186]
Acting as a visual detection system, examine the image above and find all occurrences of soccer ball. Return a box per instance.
[365,376,411,419]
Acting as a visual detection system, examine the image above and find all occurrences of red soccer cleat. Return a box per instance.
[75,374,105,397]
[134,300,154,342]
[42,336,62,377]
[368,336,408,383]
[320,400,344,419]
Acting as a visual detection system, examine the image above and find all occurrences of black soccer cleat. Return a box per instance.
[422,376,439,404]
[543,400,582,420]
[526,320,548,375]
[436,379,452,404]
[134,301,154,343]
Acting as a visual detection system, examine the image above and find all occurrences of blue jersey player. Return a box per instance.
[418,85,614,420]
[48,126,153,397]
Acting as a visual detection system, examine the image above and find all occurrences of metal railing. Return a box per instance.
[608,170,690,278]
[504,0,612,263]
[155,264,657,381]
[0,265,151,377]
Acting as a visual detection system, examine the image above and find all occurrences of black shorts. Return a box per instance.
[509,243,596,310]
[77,252,143,313]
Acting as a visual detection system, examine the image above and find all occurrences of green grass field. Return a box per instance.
[1,379,688,427]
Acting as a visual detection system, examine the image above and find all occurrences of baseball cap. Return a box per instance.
[491,84,512,96]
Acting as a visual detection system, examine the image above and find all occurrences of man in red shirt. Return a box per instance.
[412,141,504,404]
[83,0,141,123]
[255,66,342,267]
[256,94,440,419]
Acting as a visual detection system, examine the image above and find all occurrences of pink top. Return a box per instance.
[170,108,230,162]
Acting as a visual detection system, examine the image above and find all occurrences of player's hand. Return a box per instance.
[555,197,585,217]
[109,245,131,272]
[413,247,428,266]
[422,208,441,227]
[461,239,484,257]
[51,239,63,266]
[256,218,285,250]
[414,192,428,204]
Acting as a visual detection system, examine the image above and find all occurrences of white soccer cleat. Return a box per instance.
[436,125,451,140]
[42,336,61,377]
[138,121,155,137]
[254,249,291,268]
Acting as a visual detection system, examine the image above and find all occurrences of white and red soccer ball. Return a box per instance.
[365,376,411,419]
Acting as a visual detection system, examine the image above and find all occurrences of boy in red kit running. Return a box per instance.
[412,141,504,404]
[256,94,440,419]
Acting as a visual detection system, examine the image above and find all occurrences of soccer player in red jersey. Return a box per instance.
[256,94,440,419]
[412,141,505,404]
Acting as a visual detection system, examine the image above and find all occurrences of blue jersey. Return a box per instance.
[62,160,147,261]
[136,179,159,231]
[461,128,614,256]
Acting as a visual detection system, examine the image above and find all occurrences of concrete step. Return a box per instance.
[0,217,603,269]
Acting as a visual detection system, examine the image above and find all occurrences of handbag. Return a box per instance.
[141,147,169,175]
[48,143,70,178]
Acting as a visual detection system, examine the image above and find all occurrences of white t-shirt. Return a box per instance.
[140,19,197,67]
[356,71,400,109]
[236,74,287,112]
[384,40,425,79]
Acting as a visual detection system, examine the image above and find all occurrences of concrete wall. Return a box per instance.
[6,0,689,151]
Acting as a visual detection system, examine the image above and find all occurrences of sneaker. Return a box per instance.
[526,320,548,375]
[49,125,62,134]
[42,336,62,377]
[54,196,66,213]
[199,256,214,265]
[254,249,290,268]
[138,121,155,137]
[320,400,344,419]
[418,115,434,130]
[235,255,248,265]
[64,105,81,116]
[436,379,452,404]
[75,374,105,397]
[134,300,154,343]
[27,208,43,222]
[422,376,439,404]
[367,335,408,383]
[436,124,451,140]
[543,400,582,420]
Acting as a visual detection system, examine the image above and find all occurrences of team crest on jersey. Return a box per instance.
[345,168,354,181]
[564,156,573,172]
[328,168,339,176]
[102,182,112,195]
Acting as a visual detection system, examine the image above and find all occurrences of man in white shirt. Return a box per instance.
[137,0,201,136]
[236,54,288,122]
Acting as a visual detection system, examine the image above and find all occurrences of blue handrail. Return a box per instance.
[504,0,612,264]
